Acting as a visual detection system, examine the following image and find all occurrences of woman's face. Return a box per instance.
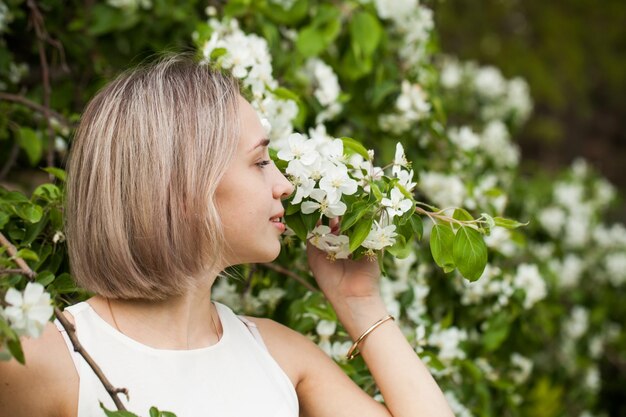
[215,96,294,266]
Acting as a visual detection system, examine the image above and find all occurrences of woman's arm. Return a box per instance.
[304,239,454,417]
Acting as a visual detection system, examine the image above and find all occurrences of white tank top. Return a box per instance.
[54,301,299,417]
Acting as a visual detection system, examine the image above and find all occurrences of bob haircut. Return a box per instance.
[65,55,241,300]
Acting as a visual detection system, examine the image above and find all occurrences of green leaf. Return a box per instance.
[150,407,159,417]
[33,184,61,202]
[370,183,383,201]
[49,273,78,294]
[18,127,42,166]
[429,224,455,269]
[453,226,488,281]
[483,314,510,351]
[409,215,423,240]
[210,47,227,60]
[285,213,307,241]
[349,216,373,252]
[340,201,372,232]
[340,137,370,160]
[13,203,43,223]
[301,211,319,231]
[386,235,412,258]
[453,208,473,222]
[100,403,140,417]
[296,26,325,56]
[42,167,67,182]
[36,271,55,286]
[0,211,9,229]
[7,338,25,364]
[15,248,39,262]
[494,217,529,229]
[349,11,382,58]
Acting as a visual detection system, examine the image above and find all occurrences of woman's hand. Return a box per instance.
[306,218,388,338]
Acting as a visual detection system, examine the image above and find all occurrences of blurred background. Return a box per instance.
[435,0,626,222]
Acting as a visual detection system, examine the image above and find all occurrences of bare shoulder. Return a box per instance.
[0,318,78,417]
[242,316,320,386]
[244,316,389,417]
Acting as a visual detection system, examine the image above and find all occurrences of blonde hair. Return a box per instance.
[65,55,241,300]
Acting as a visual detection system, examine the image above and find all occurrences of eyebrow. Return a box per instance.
[249,138,270,152]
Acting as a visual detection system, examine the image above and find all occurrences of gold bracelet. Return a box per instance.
[346,314,395,360]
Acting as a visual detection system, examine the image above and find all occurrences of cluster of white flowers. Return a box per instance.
[439,58,533,126]
[427,324,468,363]
[374,0,434,70]
[563,306,589,340]
[201,18,298,143]
[257,287,287,310]
[379,80,431,133]
[107,0,151,10]
[279,135,417,258]
[549,253,585,289]
[481,121,520,168]
[316,319,352,361]
[458,265,515,310]
[444,391,473,417]
[510,353,533,384]
[2,282,53,338]
[419,171,466,208]
[304,58,343,123]
[604,252,626,286]
[512,263,547,309]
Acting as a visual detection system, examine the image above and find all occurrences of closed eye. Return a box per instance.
[256,160,272,168]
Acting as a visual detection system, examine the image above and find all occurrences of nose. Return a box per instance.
[272,165,295,200]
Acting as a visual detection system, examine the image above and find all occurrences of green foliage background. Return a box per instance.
[1,1,625,416]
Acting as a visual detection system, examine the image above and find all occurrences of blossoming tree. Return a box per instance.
[1,1,625,416]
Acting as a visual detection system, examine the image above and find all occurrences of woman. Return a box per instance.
[0,56,454,417]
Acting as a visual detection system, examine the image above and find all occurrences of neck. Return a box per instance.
[91,275,222,350]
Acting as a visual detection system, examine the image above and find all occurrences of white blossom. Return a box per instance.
[304,58,342,123]
[563,306,589,340]
[474,66,507,99]
[449,126,480,152]
[277,133,319,165]
[318,164,358,202]
[316,320,337,338]
[362,222,398,250]
[428,325,468,362]
[419,172,466,208]
[510,353,533,384]
[3,282,53,338]
[301,189,347,218]
[604,252,626,286]
[513,263,547,309]
[538,206,566,237]
[381,187,414,219]
[444,391,473,417]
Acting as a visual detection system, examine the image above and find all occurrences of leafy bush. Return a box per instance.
[1,1,624,416]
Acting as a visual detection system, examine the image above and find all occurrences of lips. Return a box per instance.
[270,211,285,232]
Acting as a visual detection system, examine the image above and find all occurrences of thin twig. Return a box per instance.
[260,263,319,293]
[0,235,36,280]
[0,93,72,129]
[26,0,56,170]
[0,268,28,276]
[0,231,129,411]
[414,206,480,230]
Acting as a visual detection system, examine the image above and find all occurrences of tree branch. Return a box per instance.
[260,262,318,293]
[0,231,129,411]
[0,92,72,129]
